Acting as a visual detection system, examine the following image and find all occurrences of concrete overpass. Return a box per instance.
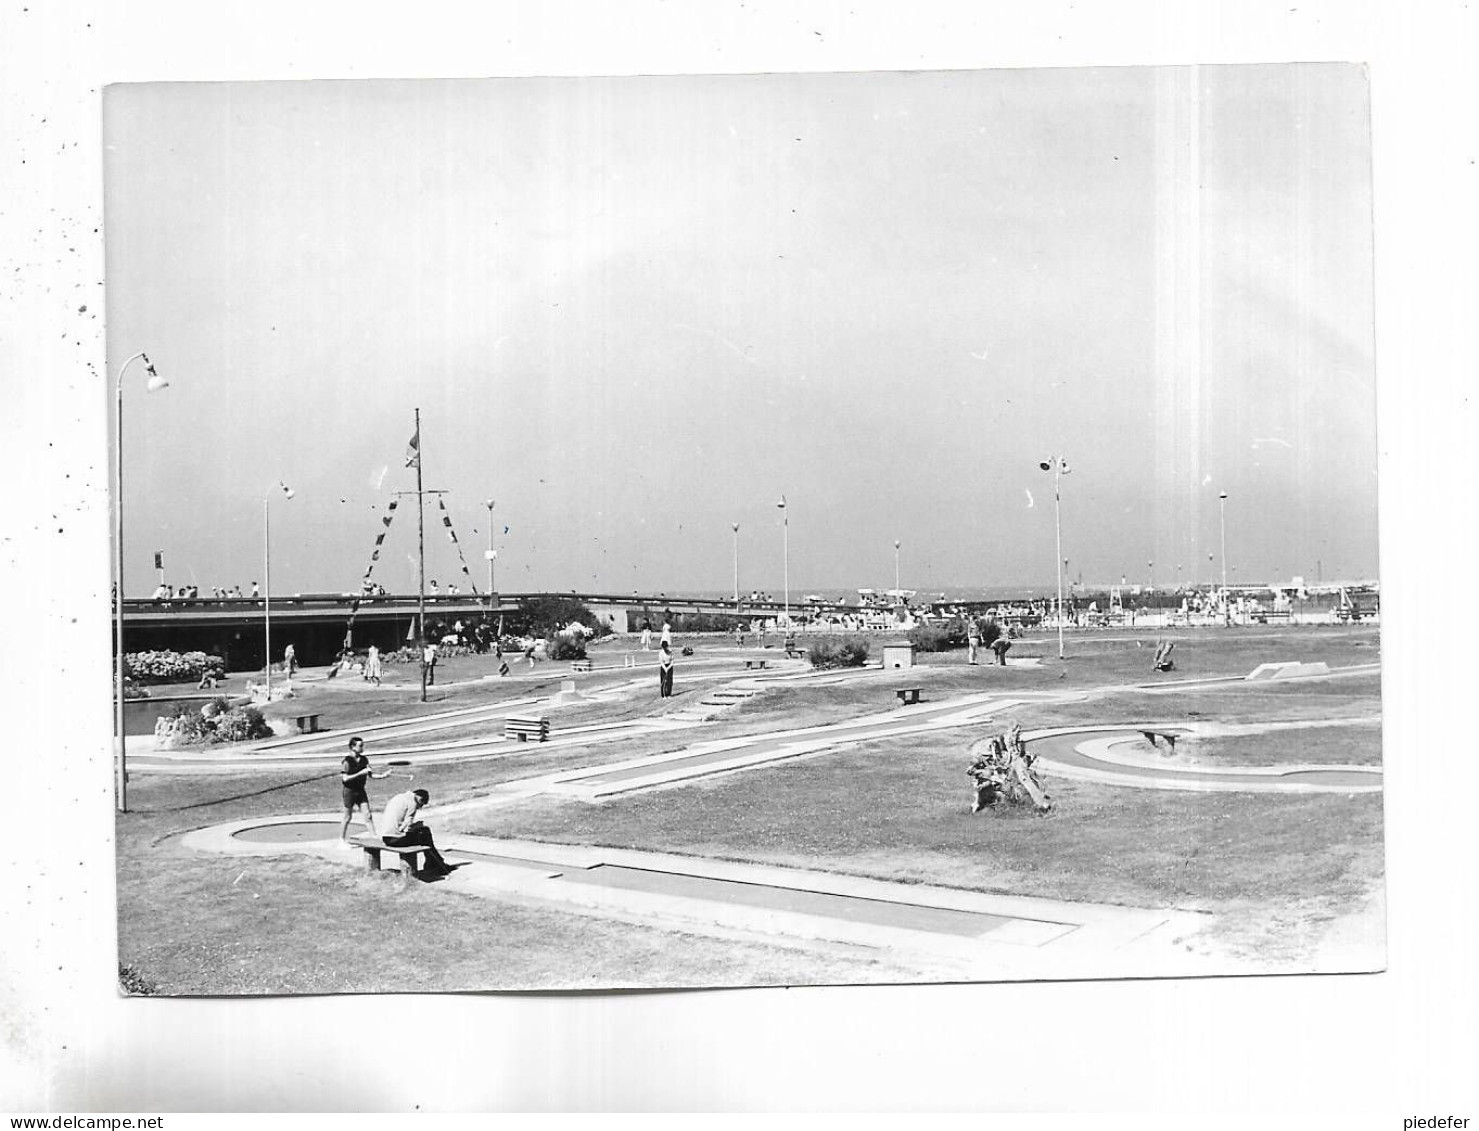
[117,591,799,669]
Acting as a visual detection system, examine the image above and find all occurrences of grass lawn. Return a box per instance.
[116,850,922,994]
[116,623,1384,990]
[1171,724,1381,766]
[466,729,1384,965]
[116,767,929,993]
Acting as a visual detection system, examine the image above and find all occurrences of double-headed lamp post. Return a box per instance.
[263,481,295,702]
[114,351,170,813]
[1039,456,1071,660]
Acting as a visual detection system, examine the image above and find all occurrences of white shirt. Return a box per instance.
[379,792,421,836]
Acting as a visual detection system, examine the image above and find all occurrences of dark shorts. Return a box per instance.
[342,786,370,810]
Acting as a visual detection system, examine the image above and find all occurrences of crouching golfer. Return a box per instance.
[378,788,459,877]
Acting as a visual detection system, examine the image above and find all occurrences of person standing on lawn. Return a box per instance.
[966,616,982,664]
[339,736,388,842]
[658,640,675,697]
[364,643,383,686]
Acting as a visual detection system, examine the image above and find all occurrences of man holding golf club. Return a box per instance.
[338,736,409,843]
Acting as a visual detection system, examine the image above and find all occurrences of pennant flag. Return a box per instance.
[154,551,164,570]
[405,427,420,468]
[777,495,786,508]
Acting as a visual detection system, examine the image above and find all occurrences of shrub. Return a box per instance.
[162,705,211,744]
[159,702,272,746]
[514,596,609,639]
[214,705,273,743]
[547,633,588,661]
[808,635,871,670]
[908,624,957,652]
[123,649,225,685]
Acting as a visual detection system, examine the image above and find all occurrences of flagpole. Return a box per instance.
[415,407,427,702]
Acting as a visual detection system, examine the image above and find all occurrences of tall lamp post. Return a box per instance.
[263,481,295,702]
[1218,490,1229,624]
[1039,457,1071,660]
[114,351,169,813]
[732,522,740,610]
[894,539,901,596]
[777,495,789,627]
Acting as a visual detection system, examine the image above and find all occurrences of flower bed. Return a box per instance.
[123,649,225,685]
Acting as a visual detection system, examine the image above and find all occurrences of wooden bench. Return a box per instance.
[1139,730,1178,753]
[895,687,923,706]
[293,713,322,734]
[783,638,806,659]
[570,659,594,672]
[505,715,550,742]
[348,835,426,877]
[1253,609,1292,624]
[744,658,768,670]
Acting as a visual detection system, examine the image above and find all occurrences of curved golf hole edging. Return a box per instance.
[179,812,347,857]
[1024,726,1383,793]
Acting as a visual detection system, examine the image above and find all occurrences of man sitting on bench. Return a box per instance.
[378,788,458,877]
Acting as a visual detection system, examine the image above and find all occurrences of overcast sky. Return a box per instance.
[104,64,1376,597]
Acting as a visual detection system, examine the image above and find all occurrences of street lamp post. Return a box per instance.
[894,539,901,597]
[263,481,295,703]
[732,523,740,611]
[1218,490,1229,624]
[114,351,169,813]
[1039,457,1071,660]
[778,496,789,627]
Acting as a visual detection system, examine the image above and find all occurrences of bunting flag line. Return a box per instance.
[343,499,403,646]
[436,496,480,594]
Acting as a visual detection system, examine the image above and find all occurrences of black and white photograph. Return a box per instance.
[5,0,1474,1117]
[103,63,1381,994]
